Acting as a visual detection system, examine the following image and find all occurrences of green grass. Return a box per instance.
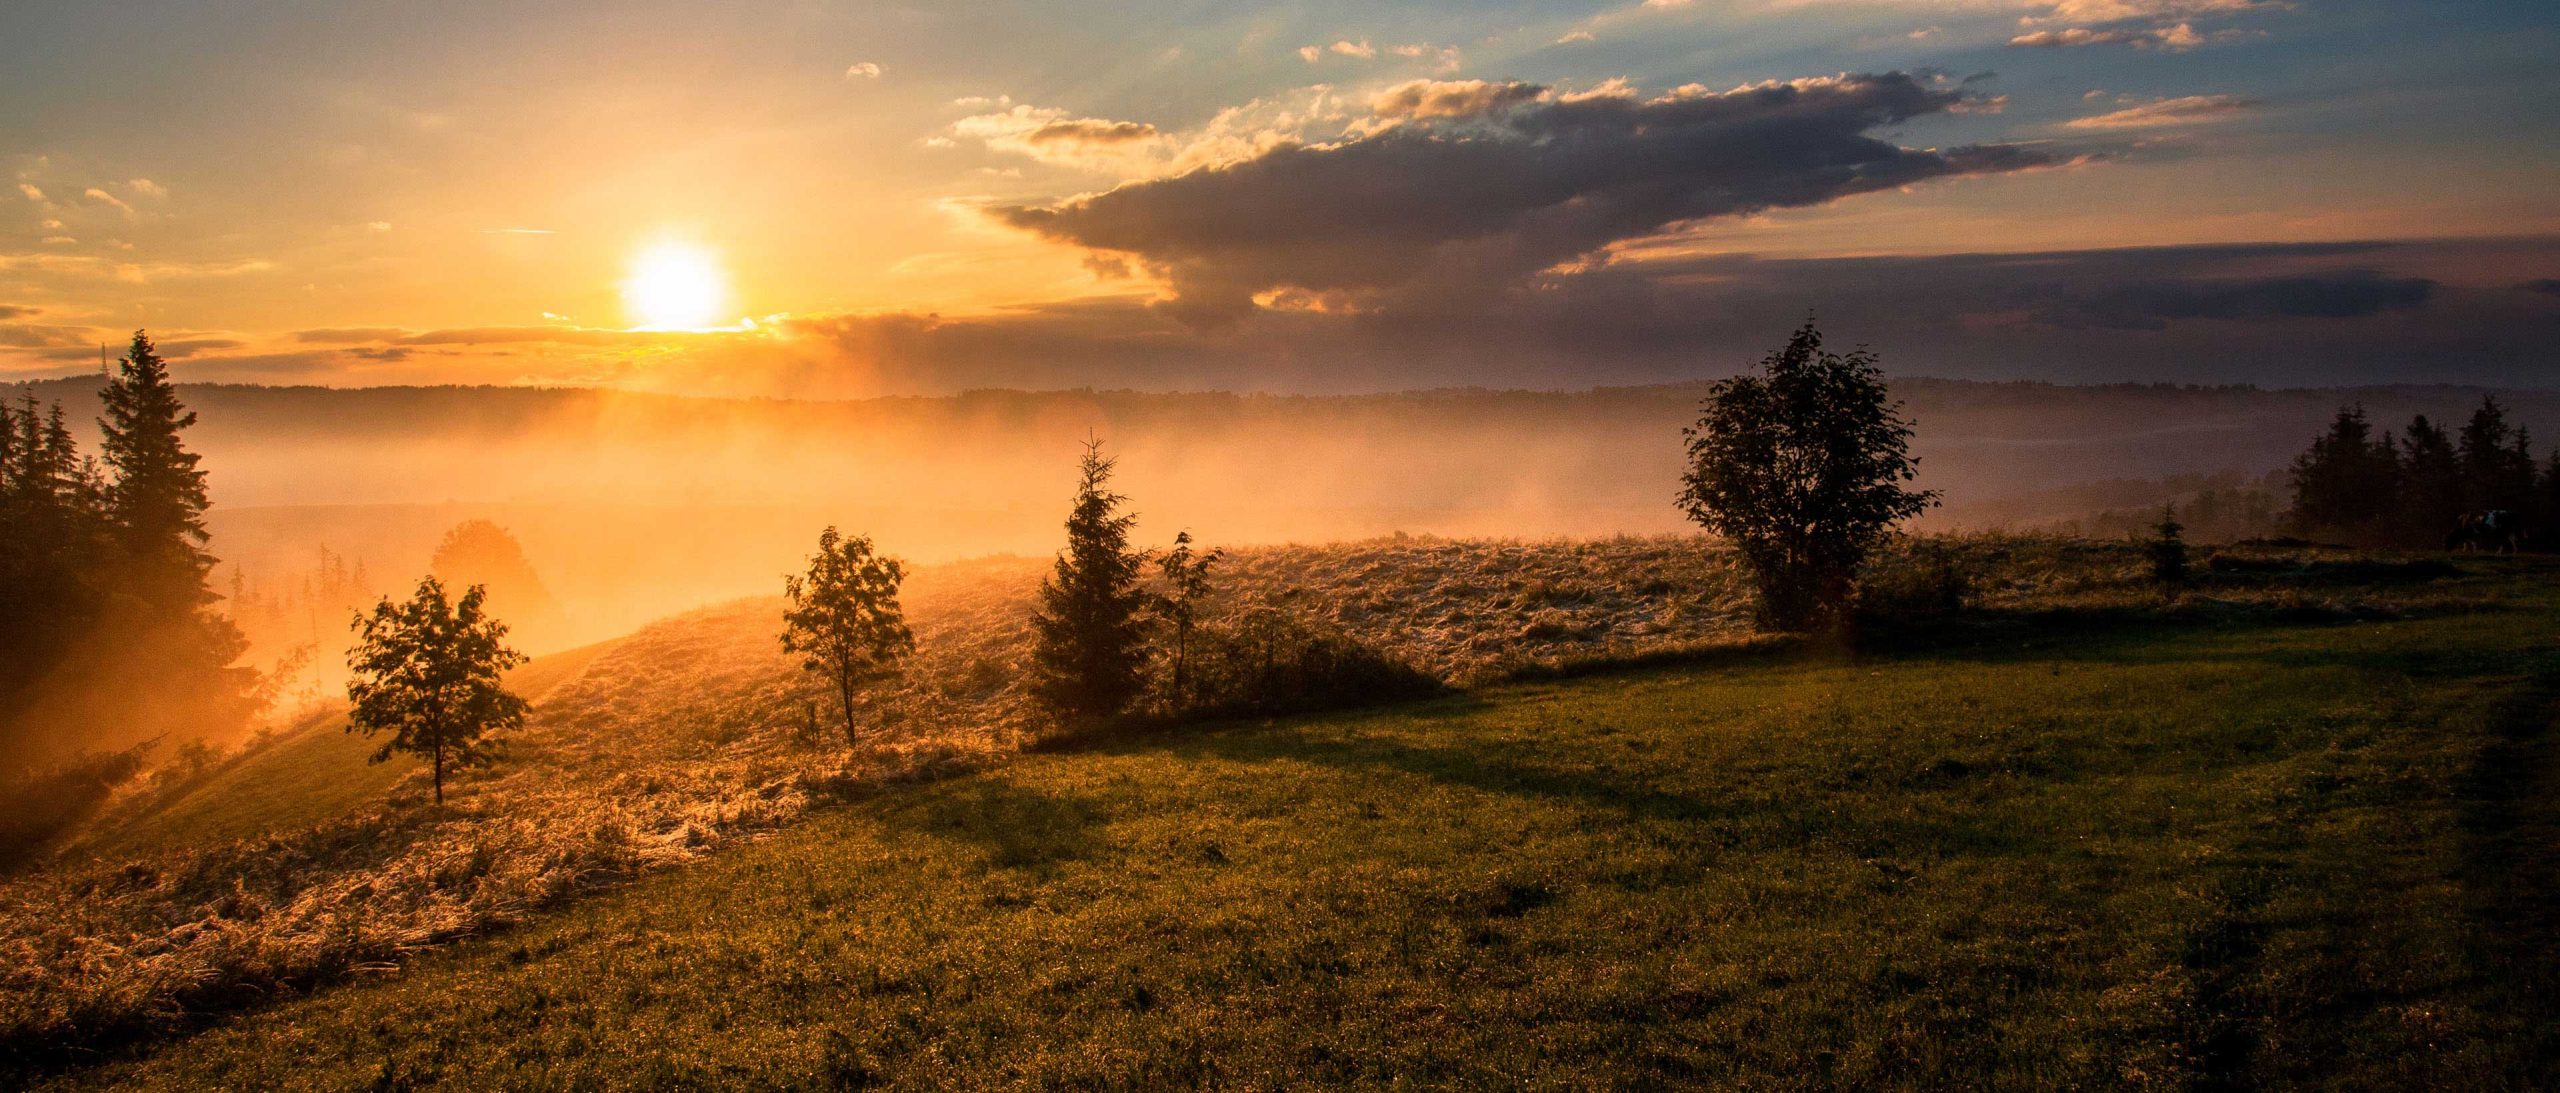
[42,571,2560,1089]
[72,638,620,860]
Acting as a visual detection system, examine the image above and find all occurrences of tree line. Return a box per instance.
[2286,398,2560,550]
[0,332,259,773]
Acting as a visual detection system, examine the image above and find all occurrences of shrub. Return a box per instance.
[1854,539,1976,628]
[1181,607,1440,718]
[0,743,153,870]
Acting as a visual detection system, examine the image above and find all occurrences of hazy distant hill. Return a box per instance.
[9,376,2554,646]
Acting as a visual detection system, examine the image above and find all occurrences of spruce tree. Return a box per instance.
[1029,437,1151,725]
[2398,415,2463,548]
[2285,405,2395,544]
[98,330,215,614]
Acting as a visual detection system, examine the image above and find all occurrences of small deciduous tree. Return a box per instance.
[1030,437,1151,725]
[1153,530,1222,709]
[346,576,528,804]
[781,527,914,746]
[1677,319,1937,630]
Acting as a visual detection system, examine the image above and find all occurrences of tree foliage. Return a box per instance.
[99,331,216,613]
[780,527,914,746]
[2285,396,2548,548]
[346,576,528,803]
[1152,530,1222,710]
[0,332,257,774]
[1677,319,1938,630]
[1030,438,1152,724]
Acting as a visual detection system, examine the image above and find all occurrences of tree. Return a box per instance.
[780,527,914,746]
[346,576,528,804]
[1030,437,1152,723]
[2397,415,2463,548]
[2285,405,2397,544]
[1153,530,1222,709]
[98,330,215,614]
[2147,504,2189,584]
[431,519,564,647]
[2457,396,2536,515]
[1676,319,1938,630]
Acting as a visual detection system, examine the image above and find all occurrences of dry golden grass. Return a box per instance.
[0,532,2488,1068]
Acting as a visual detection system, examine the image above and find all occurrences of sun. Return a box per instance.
[621,240,728,330]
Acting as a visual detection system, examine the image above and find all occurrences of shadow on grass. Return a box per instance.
[870,776,1110,873]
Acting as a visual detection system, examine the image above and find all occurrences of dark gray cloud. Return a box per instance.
[2522,278,2560,296]
[994,73,2053,324]
[0,304,40,321]
[2031,271,2435,330]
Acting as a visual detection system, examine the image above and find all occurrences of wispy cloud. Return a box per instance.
[2066,94,2254,129]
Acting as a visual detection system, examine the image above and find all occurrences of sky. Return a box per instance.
[2,0,2556,395]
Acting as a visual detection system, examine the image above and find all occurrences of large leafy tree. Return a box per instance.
[781,526,915,746]
[1677,319,1937,630]
[98,330,215,613]
[1030,437,1152,724]
[346,576,528,804]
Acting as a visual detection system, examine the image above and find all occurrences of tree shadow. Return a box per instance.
[870,776,1110,873]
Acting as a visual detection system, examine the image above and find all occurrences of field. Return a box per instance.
[7,537,2557,1086]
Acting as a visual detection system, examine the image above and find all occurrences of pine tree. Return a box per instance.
[2285,405,2396,544]
[98,330,216,614]
[2457,396,2535,515]
[2147,505,2189,584]
[1029,437,1152,725]
[2398,415,2463,548]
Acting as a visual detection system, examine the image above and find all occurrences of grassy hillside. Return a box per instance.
[40,554,2560,1089]
[65,638,621,863]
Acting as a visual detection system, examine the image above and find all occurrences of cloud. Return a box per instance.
[127,178,168,199]
[2027,270,2435,329]
[844,61,882,79]
[1556,30,1596,44]
[2065,94,2253,129]
[1369,79,1544,121]
[2010,22,2206,48]
[1329,40,1376,59]
[0,304,37,320]
[478,227,556,235]
[951,106,1172,172]
[82,187,137,219]
[16,183,44,203]
[991,73,2052,323]
[2516,279,2560,296]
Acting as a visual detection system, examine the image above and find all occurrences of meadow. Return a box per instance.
[4,535,2553,1086]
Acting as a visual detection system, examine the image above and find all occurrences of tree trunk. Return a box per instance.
[433,742,445,804]
[838,671,860,748]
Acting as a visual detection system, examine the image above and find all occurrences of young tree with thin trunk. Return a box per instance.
[1030,437,1151,725]
[781,527,914,746]
[1677,319,1937,630]
[1154,530,1222,709]
[346,576,528,804]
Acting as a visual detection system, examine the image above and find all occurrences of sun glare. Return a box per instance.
[622,241,728,330]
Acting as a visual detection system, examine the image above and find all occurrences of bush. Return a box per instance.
[0,743,153,870]
[1854,540,1976,628]
[1179,608,1440,718]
